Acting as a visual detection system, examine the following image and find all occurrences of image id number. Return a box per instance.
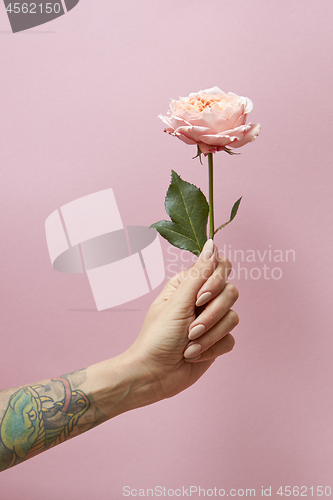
[6,3,61,14]
[277,486,332,497]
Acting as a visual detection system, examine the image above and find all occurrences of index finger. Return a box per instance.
[195,252,233,307]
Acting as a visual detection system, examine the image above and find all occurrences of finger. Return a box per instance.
[170,239,218,305]
[188,283,239,340]
[156,240,216,303]
[184,309,239,358]
[195,255,233,307]
[184,334,235,363]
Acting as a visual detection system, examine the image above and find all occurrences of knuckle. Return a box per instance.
[202,266,212,280]
[207,310,219,325]
[226,258,232,270]
[227,310,239,328]
[225,334,236,352]
[169,273,181,286]
[208,343,217,358]
[218,255,232,270]
[225,283,239,301]
[173,269,186,283]
[216,266,229,283]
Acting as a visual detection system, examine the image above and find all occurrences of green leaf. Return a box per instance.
[151,170,209,255]
[215,197,242,234]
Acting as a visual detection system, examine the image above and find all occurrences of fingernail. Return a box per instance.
[188,324,206,340]
[184,354,201,362]
[184,343,202,358]
[200,239,214,260]
[196,291,212,307]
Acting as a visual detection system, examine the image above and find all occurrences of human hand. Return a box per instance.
[124,239,239,404]
[0,242,239,470]
[0,239,240,471]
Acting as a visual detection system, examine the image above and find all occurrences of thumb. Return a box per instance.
[174,239,217,304]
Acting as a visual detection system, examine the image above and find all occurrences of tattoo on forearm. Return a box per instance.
[0,375,90,471]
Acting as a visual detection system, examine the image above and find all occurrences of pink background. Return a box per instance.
[1,0,333,498]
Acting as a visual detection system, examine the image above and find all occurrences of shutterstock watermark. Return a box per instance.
[166,244,296,281]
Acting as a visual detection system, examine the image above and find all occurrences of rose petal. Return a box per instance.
[197,107,234,133]
[170,115,192,129]
[158,114,174,130]
[169,105,201,123]
[221,104,245,129]
[229,123,261,148]
[242,97,254,114]
[170,130,197,146]
[200,124,252,147]
[187,104,244,133]
[159,113,192,131]
[200,86,225,96]
[232,110,247,129]
[175,125,211,143]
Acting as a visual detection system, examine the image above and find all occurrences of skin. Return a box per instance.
[0,242,239,471]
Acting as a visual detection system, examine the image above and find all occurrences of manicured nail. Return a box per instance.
[196,291,212,307]
[200,239,214,260]
[188,324,206,340]
[184,343,202,358]
[184,354,202,362]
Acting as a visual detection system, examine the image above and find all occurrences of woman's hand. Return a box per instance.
[0,240,239,471]
[124,239,239,403]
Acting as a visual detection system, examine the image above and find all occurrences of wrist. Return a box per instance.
[84,351,160,420]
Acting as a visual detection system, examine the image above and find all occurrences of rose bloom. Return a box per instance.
[159,86,261,155]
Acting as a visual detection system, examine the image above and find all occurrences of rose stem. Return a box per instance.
[208,152,215,240]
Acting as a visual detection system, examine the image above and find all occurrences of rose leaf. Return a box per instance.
[150,170,209,255]
[215,197,242,234]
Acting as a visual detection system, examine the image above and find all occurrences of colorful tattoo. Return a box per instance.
[0,376,90,471]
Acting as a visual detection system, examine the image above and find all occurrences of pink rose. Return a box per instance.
[158,86,261,155]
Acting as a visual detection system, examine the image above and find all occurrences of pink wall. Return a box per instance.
[1,0,333,498]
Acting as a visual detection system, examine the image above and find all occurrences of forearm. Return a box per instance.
[0,351,155,472]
